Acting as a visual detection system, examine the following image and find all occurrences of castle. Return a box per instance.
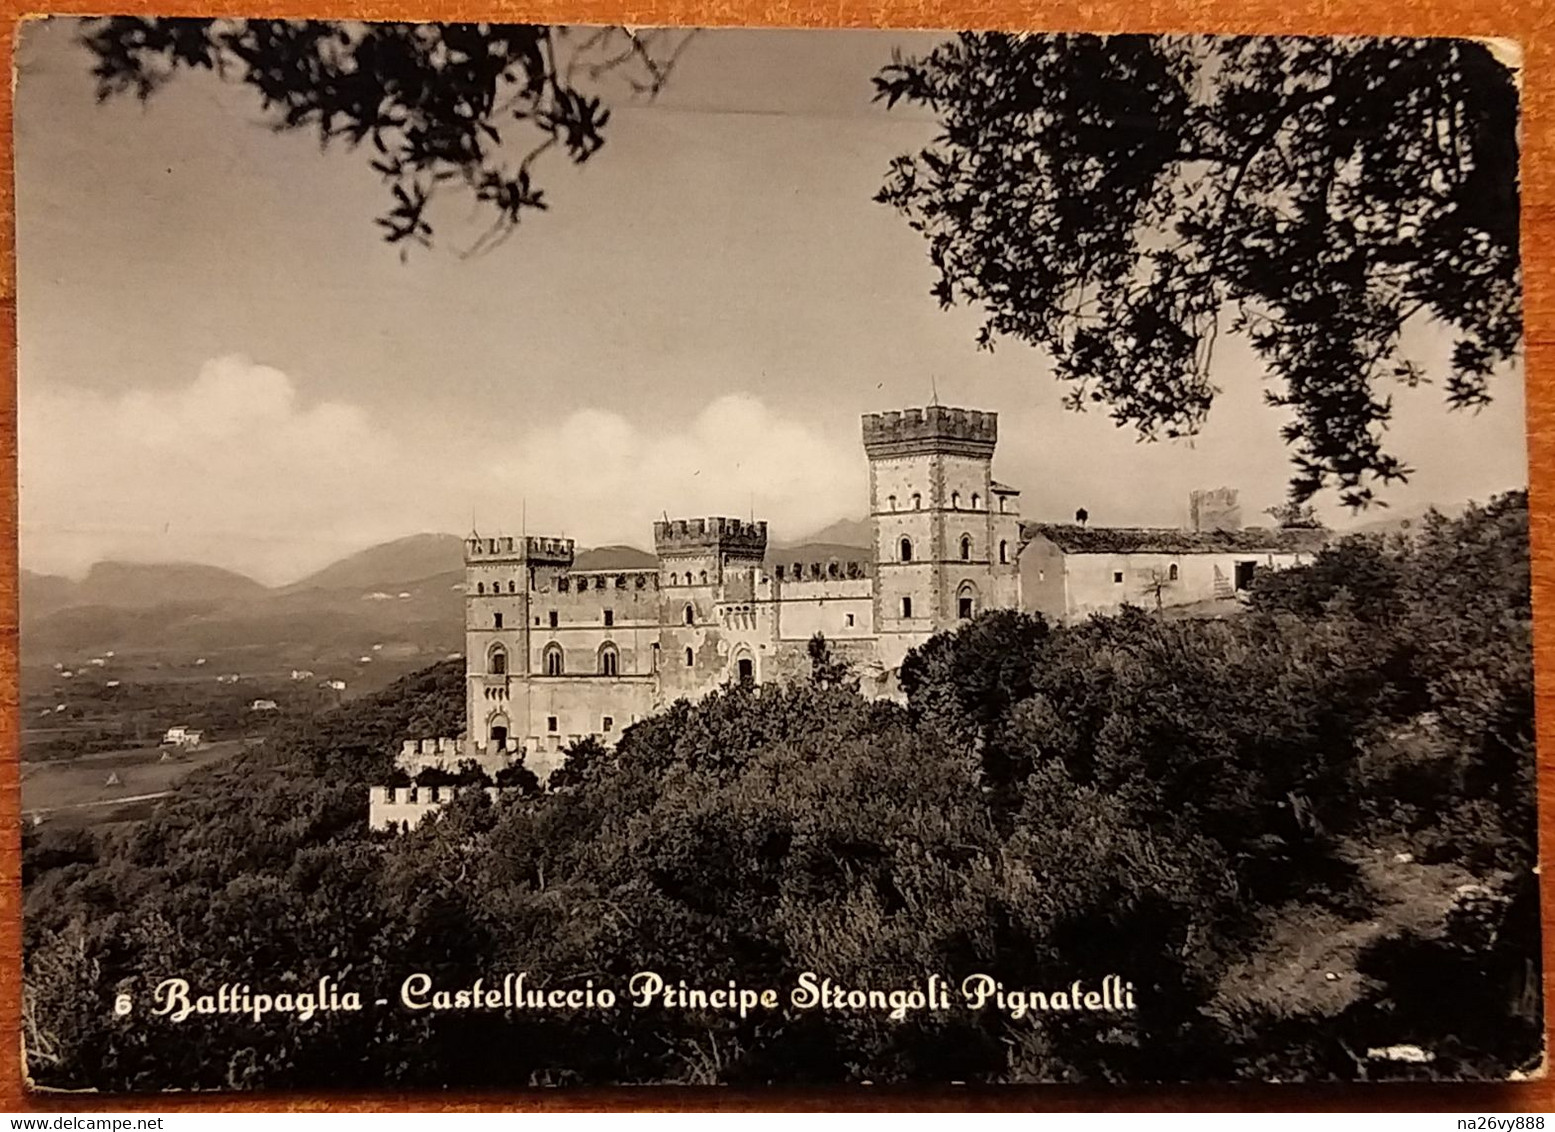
[370,404,1326,829]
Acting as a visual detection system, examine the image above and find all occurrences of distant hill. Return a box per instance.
[1341,502,1461,539]
[80,561,268,608]
[287,533,465,593]
[783,517,870,549]
[20,569,77,619]
[19,535,651,678]
[769,542,874,572]
[17,525,888,677]
[574,545,657,571]
[21,561,267,613]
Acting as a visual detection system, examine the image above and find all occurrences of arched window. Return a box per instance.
[684,604,695,625]
[700,570,708,585]
[912,492,921,510]
[477,582,485,595]
[669,573,679,586]
[685,647,695,668]
[952,491,960,509]
[888,494,897,511]
[599,643,619,677]
[508,580,516,593]
[999,540,1008,564]
[543,644,564,676]
[971,493,981,510]
[488,645,507,676]
[899,537,913,563]
[1169,563,1180,582]
[960,535,972,561]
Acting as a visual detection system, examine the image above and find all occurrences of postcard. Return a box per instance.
[15,18,1539,1090]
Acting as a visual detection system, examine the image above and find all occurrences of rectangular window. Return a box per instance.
[602,716,614,732]
[547,716,558,733]
[958,597,973,619]
[493,612,503,629]
[604,609,614,627]
[845,613,855,627]
[549,611,558,629]
[1113,571,1124,584]
[902,596,913,618]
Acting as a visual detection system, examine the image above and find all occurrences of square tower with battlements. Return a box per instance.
[464,534,574,757]
[654,517,768,697]
[863,406,1022,666]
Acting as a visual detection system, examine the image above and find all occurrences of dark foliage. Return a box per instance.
[80,19,692,254]
[22,497,1537,1088]
[875,34,1521,508]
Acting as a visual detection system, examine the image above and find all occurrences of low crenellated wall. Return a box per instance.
[367,784,507,831]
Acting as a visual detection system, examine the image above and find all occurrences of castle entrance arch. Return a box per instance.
[488,712,511,751]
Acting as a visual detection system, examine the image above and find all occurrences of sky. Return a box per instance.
[15,20,1530,585]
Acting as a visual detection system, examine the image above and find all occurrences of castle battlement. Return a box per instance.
[653,517,768,558]
[374,397,1034,833]
[466,534,575,565]
[862,406,998,458]
[368,784,511,831]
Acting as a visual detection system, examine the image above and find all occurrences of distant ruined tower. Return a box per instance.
[1189,487,1243,533]
[862,406,1021,667]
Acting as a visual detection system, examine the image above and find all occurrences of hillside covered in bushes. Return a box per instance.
[22,493,1540,1089]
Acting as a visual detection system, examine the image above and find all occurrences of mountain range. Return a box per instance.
[19,505,1440,680]
[19,525,876,679]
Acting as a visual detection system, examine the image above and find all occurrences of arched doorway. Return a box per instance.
[488,712,511,751]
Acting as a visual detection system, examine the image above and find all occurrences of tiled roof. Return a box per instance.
[1021,523,1328,556]
[990,480,1021,494]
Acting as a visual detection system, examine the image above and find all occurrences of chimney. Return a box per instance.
[1075,507,1089,527]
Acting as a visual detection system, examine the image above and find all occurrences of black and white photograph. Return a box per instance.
[14,17,1539,1091]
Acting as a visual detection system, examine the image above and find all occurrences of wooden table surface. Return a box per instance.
[0,0,1551,1112]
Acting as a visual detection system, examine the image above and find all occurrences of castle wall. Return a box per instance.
[1035,548,1315,621]
[1019,535,1070,620]
[368,785,505,831]
[395,737,508,778]
[764,576,874,641]
[526,580,659,677]
[521,676,657,781]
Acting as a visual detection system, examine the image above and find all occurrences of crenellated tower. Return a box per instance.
[464,533,574,754]
[654,517,768,696]
[863,406,1019,666]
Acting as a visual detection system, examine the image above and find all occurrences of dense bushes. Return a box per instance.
[22,494,1539,1089]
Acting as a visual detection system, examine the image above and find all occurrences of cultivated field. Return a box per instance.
[21,739,248,827]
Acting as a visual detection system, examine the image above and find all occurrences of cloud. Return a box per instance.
[482,394,865,550]
[20,358,864,584]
